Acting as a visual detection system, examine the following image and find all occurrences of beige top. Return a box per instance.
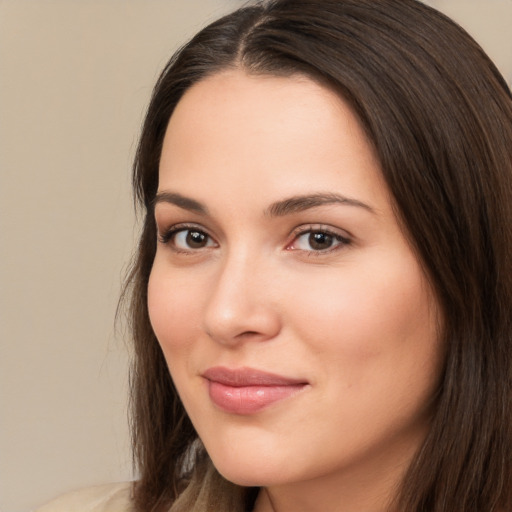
[34,482,134,512]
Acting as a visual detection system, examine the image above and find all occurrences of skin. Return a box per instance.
[148,70,444,512]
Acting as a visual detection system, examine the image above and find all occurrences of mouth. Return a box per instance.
[202,366,309,415]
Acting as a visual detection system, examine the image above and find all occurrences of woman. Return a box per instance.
[37,0,512,511]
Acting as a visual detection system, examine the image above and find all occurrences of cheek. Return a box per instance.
[147,262,204,354]
[282,258,442,459]
[282,251,440,381]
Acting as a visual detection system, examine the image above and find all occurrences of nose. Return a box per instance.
[202,251,281,346]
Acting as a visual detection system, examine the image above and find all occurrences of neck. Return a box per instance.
[253,471,398,512]
[251,426,425,512]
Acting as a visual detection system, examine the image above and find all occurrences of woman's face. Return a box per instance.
[148,70,444,505]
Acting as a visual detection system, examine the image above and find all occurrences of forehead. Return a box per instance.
[158,69,389,214]
[163,70,370,157]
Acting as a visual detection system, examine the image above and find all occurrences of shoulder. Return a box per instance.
[34,482,134,512]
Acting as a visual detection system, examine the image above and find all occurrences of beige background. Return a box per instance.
[1,1,510,511]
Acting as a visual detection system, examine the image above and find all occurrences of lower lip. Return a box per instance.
[207,381,306,414]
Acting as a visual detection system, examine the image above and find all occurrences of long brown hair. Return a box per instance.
[124,1,512,510]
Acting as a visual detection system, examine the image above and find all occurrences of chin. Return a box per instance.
[213,461,285,488]
[205,444,292,487]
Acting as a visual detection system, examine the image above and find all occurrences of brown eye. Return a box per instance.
[185,230,208,248]
[308,232,334,250]
[170,229,216,250]
[289,229,350,253]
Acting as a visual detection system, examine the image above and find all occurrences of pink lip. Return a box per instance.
[202,366,308,415]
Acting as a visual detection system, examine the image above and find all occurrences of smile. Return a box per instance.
[202,366,309,415]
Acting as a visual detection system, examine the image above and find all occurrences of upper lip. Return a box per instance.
[202,366,308,387]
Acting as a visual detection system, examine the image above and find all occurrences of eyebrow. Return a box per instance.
[153,191,375,217]
[153,192,209,215]
[265,193,375,217]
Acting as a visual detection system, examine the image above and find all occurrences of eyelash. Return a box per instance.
[287,225,351,255]
[158,223,216,253]
[157,223,351,255]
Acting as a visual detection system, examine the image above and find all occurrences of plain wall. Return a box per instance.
[0,1,510,511]
[0,2,236,511]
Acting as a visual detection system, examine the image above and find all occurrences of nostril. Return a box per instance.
[239,331,260,337]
